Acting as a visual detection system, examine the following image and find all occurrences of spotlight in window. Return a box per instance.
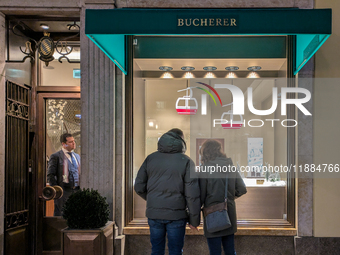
[149,121,154,127]
[159,66,173,71]
[247,72,260,78]
[161,72,174,79]
[183,72,195,78]
[181,66,195,71]
[247,66,261,78]
[204,72,216,78]
[225,66,239,71]
[247,66,261,71]
[226,72,237,78]
[203,66,217,71]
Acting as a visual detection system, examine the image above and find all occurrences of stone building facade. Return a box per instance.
[1,0,340,254]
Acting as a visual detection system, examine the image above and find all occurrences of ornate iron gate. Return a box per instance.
[4,80,30,254]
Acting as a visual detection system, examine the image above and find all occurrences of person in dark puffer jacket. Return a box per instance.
[134,128,200,255]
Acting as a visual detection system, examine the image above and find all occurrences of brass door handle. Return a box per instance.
[42,185,63,200]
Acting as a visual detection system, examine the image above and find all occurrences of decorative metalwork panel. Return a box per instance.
[6,100,29,120]
[5,80,30,230]
[8,21,80,65]
[5,210,29,230]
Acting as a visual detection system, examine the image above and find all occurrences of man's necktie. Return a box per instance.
[67,152,77,167]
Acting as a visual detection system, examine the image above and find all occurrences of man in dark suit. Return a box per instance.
[47,133,80,216]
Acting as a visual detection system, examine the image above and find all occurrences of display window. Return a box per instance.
[128,36,295,228]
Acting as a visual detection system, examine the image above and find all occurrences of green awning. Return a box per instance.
[85,8,332,75]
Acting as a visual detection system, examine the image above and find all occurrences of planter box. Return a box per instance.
[62,221,114,255]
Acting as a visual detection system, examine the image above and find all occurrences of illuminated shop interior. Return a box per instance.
[133,36,289,222]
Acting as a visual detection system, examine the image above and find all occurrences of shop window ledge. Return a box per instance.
[123,226,297,236]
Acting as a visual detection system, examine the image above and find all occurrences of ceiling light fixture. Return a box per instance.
[159,66,173,71]
[225,66,239,71]
[247,66,262,71]
[40,24,50,30]
[204,72,216,78]
[203,66,217,71]
[183,72,195,78]
[181,66,195,71]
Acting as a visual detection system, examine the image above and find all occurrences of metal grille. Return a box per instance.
[46,99,81,155]
[5,80,30,230]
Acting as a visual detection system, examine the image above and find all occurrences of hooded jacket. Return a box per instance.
[199,157,247,237]
[134,131,201,227]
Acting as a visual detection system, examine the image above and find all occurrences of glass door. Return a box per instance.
[45,99,81,216]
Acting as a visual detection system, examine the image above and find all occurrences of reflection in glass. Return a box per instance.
[133,77,289,221]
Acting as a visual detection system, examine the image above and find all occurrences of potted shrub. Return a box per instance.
[61,188,113,255]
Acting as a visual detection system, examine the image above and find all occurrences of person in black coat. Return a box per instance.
[199,139,247,255]
[134,128,201,255]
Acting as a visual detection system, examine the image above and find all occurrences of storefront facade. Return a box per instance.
[1,0,340,254]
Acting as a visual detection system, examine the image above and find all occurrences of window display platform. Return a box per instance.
[237,186,286,220]
[123,225,296,236]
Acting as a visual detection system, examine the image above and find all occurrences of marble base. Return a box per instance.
[295,237,340,255]
[125,235,295,255]
[125,235,340,255]
[114,235,125,255]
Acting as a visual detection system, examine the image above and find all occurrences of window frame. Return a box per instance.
[124,35,296,231]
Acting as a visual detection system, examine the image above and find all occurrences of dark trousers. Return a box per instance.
[54,187,78,216]
[206,234,236,255]
[148,218,187,255]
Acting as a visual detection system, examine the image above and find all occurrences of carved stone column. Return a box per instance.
[80,4,116,219]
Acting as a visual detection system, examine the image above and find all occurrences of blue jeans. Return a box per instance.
[206,234,236,255]
[148,218,187,255]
